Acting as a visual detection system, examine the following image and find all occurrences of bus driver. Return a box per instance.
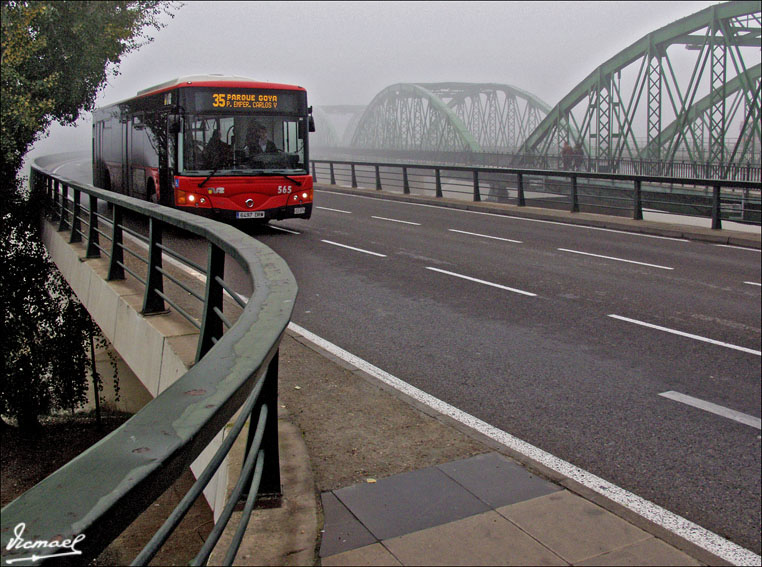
[245,123,278,156]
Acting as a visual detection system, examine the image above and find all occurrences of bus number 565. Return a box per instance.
[278,186,292,194]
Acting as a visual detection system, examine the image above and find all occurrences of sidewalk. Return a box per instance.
[220,330,731,566]
[219,188,758,565]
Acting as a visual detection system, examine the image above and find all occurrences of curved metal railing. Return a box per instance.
[0,155,298,565]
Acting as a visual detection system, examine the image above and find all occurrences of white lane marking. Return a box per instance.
[315,190,688,242]
[744,281,761,287]
[426,267,536,297]
[371,215,421,226]
[269,225,300,235]
[715,244,760,253]
[608,314,761,356]
[317,206,352,214]
[558,248,674,270]
[321,240,387,257]
[286,322,760,566]
[449,228,522,244]
[659,391,761,430]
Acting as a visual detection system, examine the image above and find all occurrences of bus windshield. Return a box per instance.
[180,113,306,175]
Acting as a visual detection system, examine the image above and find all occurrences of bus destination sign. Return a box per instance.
[188,88,302,113]
[212,92,279,109]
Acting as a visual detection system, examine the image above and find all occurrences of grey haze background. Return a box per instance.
[26,0,718,162]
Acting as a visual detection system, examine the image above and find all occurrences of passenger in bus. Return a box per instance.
[202,129,232,168]
[245,124,278,156]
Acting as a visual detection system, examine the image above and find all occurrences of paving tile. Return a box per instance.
[576,537,701,566]
[333,466,490,540]
[321,543,403,566]
[320,492,377,557]
[497,491,651,564]
[383,510,568,566]
[438,452,561,508]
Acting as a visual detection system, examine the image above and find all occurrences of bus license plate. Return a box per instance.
[237,211,265,219]
[294,207,305,214]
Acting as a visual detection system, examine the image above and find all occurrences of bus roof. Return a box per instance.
[136,74,306,97]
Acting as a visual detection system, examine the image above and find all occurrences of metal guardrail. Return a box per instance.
[1,157,298,565]
[312,148,762,183]
[312,159,762,229]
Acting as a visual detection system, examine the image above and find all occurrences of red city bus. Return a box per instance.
[92,74,315,222]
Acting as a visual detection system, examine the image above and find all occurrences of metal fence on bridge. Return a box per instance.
[1,158,297,565]
[312,158,762,229]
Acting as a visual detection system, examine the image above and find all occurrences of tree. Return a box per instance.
[0,1,178,432]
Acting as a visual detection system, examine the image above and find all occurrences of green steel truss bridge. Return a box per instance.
[314,1,761,175]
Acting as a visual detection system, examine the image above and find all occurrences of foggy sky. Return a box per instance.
[28,1,719,159]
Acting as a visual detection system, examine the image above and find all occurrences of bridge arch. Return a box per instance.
[350,83,482,152]
[418,82,552,152]
[518,0,761,167]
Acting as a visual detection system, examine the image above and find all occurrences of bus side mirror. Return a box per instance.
[168,116,181,134]
[308,116,316,133]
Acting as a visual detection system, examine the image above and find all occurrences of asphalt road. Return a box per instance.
[49,156,761,555]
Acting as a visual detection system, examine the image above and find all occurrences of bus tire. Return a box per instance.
[146,179,157,203]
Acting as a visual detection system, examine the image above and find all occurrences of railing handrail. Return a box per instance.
[1,155,298,565]
[312,158,762,191]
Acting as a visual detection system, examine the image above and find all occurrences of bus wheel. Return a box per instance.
[146,180,158,203]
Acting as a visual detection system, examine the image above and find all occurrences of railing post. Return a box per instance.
[375,165,382,190]
[107,205,125,281]
[86,195,100,258]
[142,218,167,315]
[570,175,579,212]
[329,162,336,185]
[58,183,69,231]
[351,163,357,188]
[711,184,722,230]
[69,187,82,243]
[517,173,526,206]
[403,167,410,194]
[435,168,443,198]
[633,179,643,220]
[196,242,225,362]
[473,170,481,202]
[52,179,60,222]
[246,352,281,502]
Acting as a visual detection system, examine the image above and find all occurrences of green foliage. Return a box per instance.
[0,1,178,431]
[1,1,176,186]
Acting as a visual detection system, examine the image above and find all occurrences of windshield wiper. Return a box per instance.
[198,166,220,188]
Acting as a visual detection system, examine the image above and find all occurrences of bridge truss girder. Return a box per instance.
[350,83,550,153]
[518,0,761,168]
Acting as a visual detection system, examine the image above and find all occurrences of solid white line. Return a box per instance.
[744,281,761,287]
[449,228,522,244]
[317,206,352,214]
[321,240,387,257]
[269,225,300,235]
[286,322,760,566]
[371,215,421,225]
[426,267,536,297]
[659,391,761,430]
[715,244,761,253]
[609,314,761,356]
[558,248,674,270]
